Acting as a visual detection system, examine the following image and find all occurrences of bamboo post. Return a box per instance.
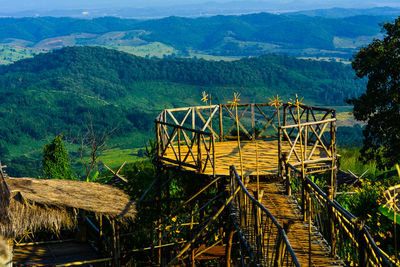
[329,111,337,256]
[112,220,118,267]
[157,168,163,265]
[190,208,195,267]
[156,122,161,157]
[212,133,216,177]
[197,133,202,173]
[283,105,287,128]
[177,128,181,166]
[330,110,337,199]
[117,223,121,267]
[251,104,255,141]
[225,230,235,267]
[328,205,336,258]
[99,215,103,238]
[163,110,167,146]
[219,104,223,142]
[192,107,196,139]
[308,196,312,267]
[357,222,368,266]
[278,127,282,177]
[274,231,286,267]
[285,163,291,196]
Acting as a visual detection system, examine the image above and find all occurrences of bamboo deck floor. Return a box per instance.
[13,240,103,266]
[163,140,327,176]
[247,181,344,267]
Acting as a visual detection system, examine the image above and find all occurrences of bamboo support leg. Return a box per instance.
[225,230,235,267]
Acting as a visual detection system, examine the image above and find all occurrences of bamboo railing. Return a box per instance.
[278,105,336,176]
[229,165,300,266]
[285,163,393,266]
[155,102,336,175]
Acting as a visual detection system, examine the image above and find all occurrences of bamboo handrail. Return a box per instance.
[286,162,393,266]
[230,165,300,266]
[280,118,336,129]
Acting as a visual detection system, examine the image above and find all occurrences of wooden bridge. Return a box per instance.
[154,102,394,266]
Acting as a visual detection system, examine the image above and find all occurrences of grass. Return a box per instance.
[0,46,41,65]
[97,147,142,169]
[188,51,241,61]
[107,42,179,58]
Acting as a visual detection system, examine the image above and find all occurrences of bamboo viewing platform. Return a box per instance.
[156,103,337,177]
[154,102,393,266]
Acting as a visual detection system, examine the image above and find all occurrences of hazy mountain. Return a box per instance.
[1,2,399,18]
[289,7,400,18]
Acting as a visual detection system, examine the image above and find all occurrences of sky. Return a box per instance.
[1,0,399,13]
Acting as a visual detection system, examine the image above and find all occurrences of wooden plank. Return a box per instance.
[161,139,330,176]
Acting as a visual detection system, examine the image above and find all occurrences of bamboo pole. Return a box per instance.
[168,186,241,266]
[219,104,223,142]
[308,196,312,266]
[226,230,236,267]
[197,133,202,173]
[192,107,196,139]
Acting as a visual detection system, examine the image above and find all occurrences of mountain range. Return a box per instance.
[0,46,365,175]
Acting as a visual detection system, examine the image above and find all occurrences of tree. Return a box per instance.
[349,17,400,169]
[79,113,116,182]
[42,133,75,179]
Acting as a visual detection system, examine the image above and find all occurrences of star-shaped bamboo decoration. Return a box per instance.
[201,91,209,103]
[228,92,240,110]
[288,94,304,110]
[268,94,283,109]
[384,190,400,214]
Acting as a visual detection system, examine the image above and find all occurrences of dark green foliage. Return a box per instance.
[0,14,391,58]
[349,16,400,169]
[5,155,41,178]
[0,46,364,151]
[42,133,74,179]
[336,125,363,148]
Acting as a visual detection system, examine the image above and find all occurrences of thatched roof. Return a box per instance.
[1,177,136,238]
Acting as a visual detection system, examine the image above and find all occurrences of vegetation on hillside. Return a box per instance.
[0,14,392,60]
[0,46,364,152]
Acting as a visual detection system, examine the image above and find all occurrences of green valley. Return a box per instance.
[0,46,364,176]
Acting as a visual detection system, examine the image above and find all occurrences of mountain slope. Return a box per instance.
[0,13,393,60]
[0,46,365,175]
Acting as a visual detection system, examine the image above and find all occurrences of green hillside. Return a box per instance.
[0,46,40,64]
[0,46,365,176]
[0,14,393,61]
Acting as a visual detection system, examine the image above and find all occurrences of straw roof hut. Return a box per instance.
[0,174,136,239]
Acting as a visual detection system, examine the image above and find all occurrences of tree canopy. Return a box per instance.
[42,134,74,179]
[350,16,400,169]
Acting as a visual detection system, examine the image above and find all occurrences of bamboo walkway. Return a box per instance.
[246,181,344,267]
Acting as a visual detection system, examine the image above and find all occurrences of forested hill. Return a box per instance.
[0,46,363,101]
[0,46,364,172]
[0,13,393,59]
